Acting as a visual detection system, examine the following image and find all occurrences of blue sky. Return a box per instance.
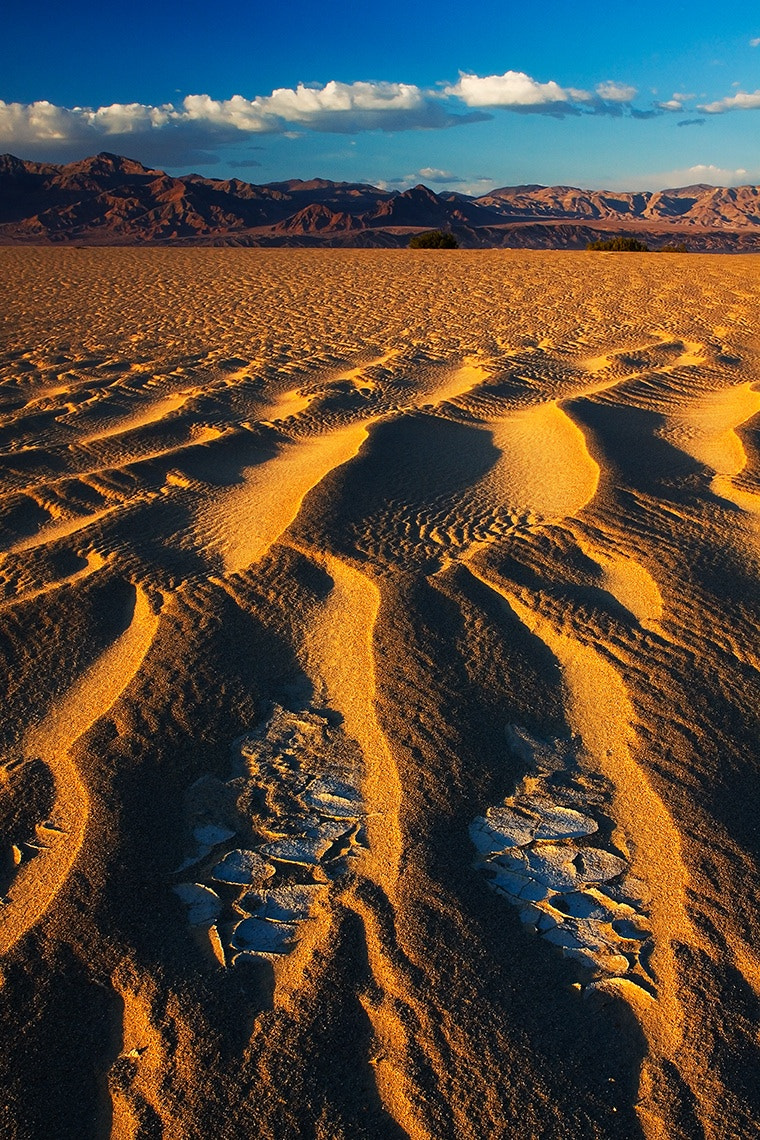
[2,0,760,191]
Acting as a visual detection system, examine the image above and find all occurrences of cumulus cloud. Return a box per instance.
[686,162,748,180]
[566,88,595,103]
[750,37,760,47]
[0,98,226,165]
[443,71,644,117]
[261,80,423,121]
[660,91,698,112]
[0,69,692,167]
[0,82,489,164]
[182,82,471,134]
[595,81,637,103]
[699,89,760,112]
[416,167,461,182]
[414,167,491,186]
[445,70,575,113]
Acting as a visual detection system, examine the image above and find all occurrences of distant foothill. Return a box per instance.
[0,152,755,249]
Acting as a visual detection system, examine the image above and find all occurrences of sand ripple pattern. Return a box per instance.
[2,249,760,1140]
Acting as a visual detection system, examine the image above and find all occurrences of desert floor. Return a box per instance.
[1,247,759,1140]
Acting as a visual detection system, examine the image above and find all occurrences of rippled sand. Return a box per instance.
[1,247,760,1139]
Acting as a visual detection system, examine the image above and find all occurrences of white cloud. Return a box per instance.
[595,81,637,103]
[0,82,487,164]
[0,100,81,142]
[89,102,174,133]
[0,85,439,146]
[417,167,457,181]
[566,87,594,103]
[699,89,760,112]
[180,83,460,133]
[750,37,760,47]
[445,70,574,110]
[659,90,697,112]
[445,72,642,116]
[181,93,271,132]
[0,69,690,168]
[687,162,747,180]
[609,163,752,191]
[260,80,424,119]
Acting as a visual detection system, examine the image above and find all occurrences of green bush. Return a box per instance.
[586,236,649,252]
[409,230,459,249]
[659,243,689,253]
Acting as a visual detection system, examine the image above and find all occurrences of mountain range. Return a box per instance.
[2,152,760,250]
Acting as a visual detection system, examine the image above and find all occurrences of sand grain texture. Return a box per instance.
[1,248,759,1140]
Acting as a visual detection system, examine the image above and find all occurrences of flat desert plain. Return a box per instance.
[1,247,759,1140]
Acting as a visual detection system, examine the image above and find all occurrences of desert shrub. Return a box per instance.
[586,236,649,251]
[659,243,689,253]
[409,230,459,249]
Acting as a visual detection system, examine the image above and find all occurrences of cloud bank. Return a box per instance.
[0,82,489,164]
[0,68,650,163]
[5,66,755,167]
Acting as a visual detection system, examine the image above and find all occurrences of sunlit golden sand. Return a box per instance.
[1,247,759,1140]
[0,584,159,956]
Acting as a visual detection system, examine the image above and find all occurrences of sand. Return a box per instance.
[0,247,759,1139]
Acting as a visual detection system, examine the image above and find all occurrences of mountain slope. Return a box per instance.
[2,153,760,248]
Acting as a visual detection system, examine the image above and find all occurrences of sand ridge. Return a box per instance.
[0,583,160,957]
[300,548,403,890]
[1,247,760,1140]
[659,379,760,514]
[464,563,692,1045]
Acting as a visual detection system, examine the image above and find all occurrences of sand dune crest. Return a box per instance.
[0,584,160,956]
[2,248,760,1140]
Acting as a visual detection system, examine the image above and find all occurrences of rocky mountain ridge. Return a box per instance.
[2,152,760,249]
